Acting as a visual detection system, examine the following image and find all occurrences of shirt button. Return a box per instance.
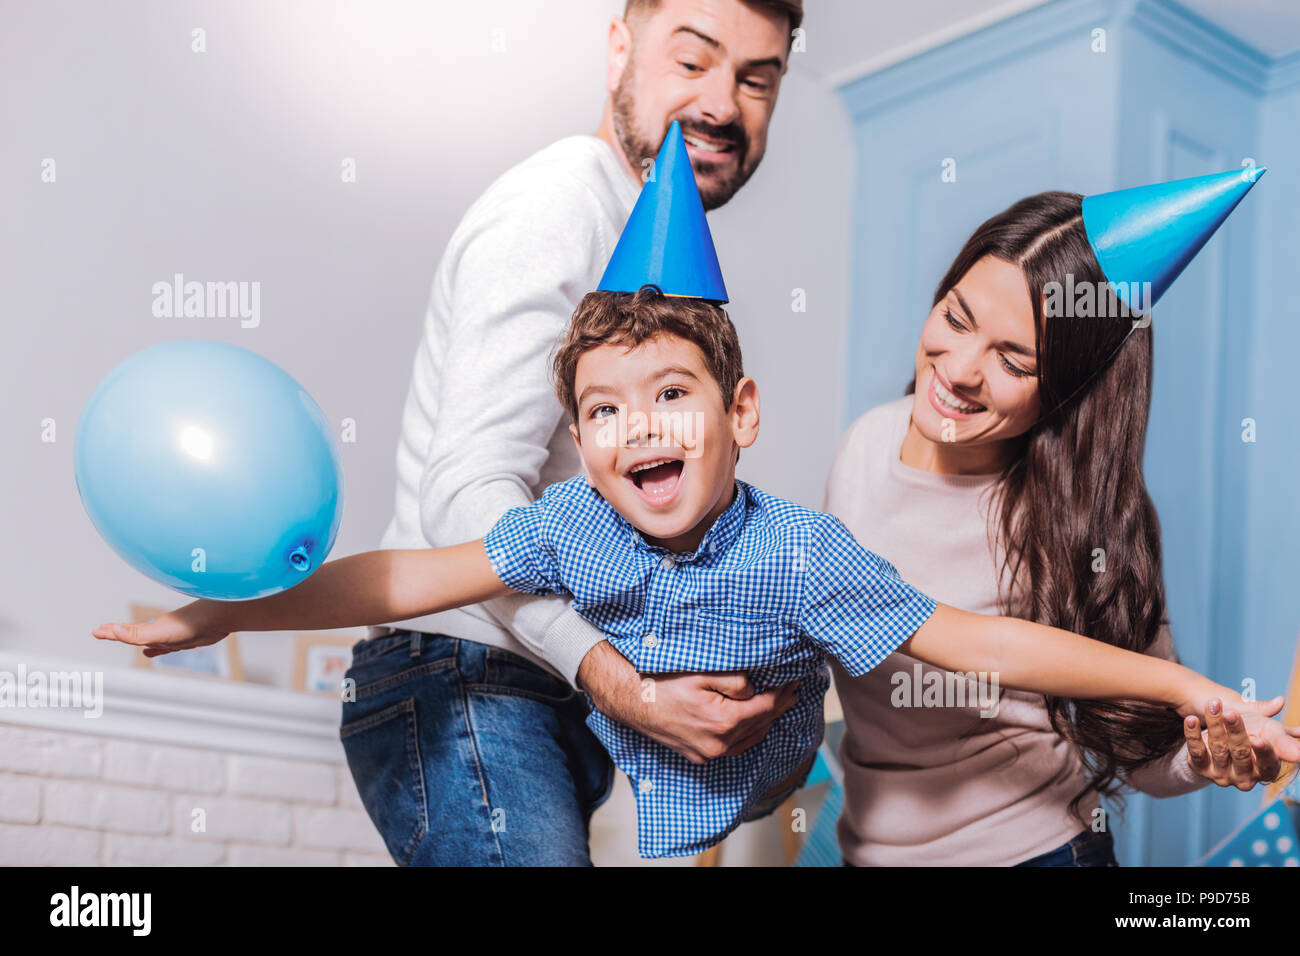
[660,555,675,570]
[642,631,659,648]
[639,779,654,794]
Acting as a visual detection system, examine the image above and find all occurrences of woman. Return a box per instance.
[826,191,1289,867]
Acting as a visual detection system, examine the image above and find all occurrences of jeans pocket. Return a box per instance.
[348,655,454,699]
[1070,830,1119,867]
[348,632,409,665]
[340,697,428,866]
[474,647,576,705]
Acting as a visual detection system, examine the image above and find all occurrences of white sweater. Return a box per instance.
[825,396,1208,866]
[376,135,641,684]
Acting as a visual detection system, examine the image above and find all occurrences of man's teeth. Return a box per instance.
[934,378,984,413]
[684,134,730,153]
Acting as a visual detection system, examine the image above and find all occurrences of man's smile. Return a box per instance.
[683,132,736,156]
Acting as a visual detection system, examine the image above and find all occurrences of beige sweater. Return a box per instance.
[824,396,1208,866]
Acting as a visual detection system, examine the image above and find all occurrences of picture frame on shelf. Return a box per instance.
[292,632,357,697]
[127,603,244,681]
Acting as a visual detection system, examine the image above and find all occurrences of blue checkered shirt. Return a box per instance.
[483,476,937,858]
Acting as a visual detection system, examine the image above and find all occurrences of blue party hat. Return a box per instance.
[1199,796,1300,868]
[598,120,728,303]
[1081,167,1264,312]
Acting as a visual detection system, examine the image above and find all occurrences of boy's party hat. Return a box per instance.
[598,120,729,303]
[1081,166,1265,312]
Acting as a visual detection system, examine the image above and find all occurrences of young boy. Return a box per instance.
[95,285,1277,858]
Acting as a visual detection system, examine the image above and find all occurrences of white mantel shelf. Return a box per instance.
[0,650,345,763]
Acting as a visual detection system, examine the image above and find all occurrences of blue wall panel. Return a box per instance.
[838,0,1297,865]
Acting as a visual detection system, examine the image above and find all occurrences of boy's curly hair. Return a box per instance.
[551,285,744,423]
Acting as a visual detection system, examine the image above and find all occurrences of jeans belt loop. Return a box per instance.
[408,629,421,659]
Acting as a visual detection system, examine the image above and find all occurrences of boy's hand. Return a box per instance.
[92,602,234,658]
[1184,705,1300,790]
[1174,678,1300,763]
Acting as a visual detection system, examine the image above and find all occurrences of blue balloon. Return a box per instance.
[75,339,344,601]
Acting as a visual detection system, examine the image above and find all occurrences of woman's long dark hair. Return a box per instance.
[908,191,1184,820]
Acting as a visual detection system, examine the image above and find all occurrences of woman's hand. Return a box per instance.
[1183,701,1300,790]
[92,601,234,658]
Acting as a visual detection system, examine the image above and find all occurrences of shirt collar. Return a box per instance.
[616,479,747,563]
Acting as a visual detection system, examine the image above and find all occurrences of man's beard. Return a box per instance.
[610,66,758,211]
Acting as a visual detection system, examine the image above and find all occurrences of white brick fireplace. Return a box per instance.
[0,651,392,866]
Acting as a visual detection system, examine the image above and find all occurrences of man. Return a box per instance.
[342,0,804,866]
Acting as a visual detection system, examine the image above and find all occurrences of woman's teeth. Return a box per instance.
[934,378,984,414]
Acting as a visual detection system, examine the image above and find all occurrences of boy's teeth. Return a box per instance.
[630,458,671,474]
[630,459,683,497]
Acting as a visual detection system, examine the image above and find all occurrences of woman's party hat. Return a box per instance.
[1082,167,1265,312]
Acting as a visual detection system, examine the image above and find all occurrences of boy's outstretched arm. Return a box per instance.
[799,514,1300,748]
[902,604,1292,727]
[93,540,512,656]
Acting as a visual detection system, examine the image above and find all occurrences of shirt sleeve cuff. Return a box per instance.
[483,523,550,595]
[544,606,608,688]
[838,592,939,678]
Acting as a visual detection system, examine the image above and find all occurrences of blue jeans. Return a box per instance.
[339,629,614,866]
[840,828,1120,866]
[1015,828,1119,867]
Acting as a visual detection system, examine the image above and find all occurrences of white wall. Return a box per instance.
[0,0,854,683]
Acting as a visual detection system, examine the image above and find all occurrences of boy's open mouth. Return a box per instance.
[626,457,685,505]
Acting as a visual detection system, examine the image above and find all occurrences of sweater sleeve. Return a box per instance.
[415,169,616,686]
[1122,621,1213,797]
